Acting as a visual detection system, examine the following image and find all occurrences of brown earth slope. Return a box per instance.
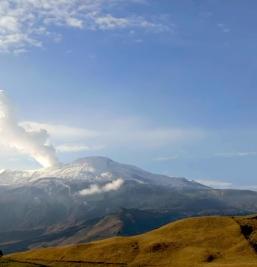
[4,215,257,267]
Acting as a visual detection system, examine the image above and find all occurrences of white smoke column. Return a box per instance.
[79,179,124,196]
[0,90,59,168]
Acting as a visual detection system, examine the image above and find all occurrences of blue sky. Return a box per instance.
[0,0,257,189]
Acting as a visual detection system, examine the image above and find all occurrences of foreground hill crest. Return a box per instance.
[5,215,257,267]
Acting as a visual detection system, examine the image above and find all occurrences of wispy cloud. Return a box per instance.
[79,178,124,196]
[0,0,173,53]
[217,23,231,33]
[195,179,257,192]
[21,121,99,140]
[56,144,104,153]
[153,156,179,162]
[195,179,232,189]
[215,152,257,158]
[20,120,205,154]
[236,185,257,192]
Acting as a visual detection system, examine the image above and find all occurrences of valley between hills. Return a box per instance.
[2,214,257,267]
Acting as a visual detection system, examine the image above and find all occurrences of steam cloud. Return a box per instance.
[79,179,124,196]
[0,90,58,168]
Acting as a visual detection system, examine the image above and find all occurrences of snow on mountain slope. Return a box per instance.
[0,156,207,190]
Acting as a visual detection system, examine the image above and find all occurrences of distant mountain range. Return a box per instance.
[1,156,257,253]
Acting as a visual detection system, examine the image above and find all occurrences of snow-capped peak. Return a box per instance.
[0,156,207,190]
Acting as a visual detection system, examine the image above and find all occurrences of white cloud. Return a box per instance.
[20,121,99,140]
[0,91,58,168]
[215,152,257,158]
[195,179,232,189]
[195,179,257,192]
[0,0,173,53]
[21,120,205,153]
[94,14,130,30]
[65,17,83,29]
[0,16,19,32]
[236,185,257,192]
[79,178,124,196]
[56,144,104,153]
[124,128,203,146]
[217,23,231,33]
[56,144,90,153]
[153,156,179,162]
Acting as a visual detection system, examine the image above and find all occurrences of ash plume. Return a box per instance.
[0,90,58,168]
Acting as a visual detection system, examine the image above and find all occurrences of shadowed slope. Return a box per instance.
[5,216,257,267]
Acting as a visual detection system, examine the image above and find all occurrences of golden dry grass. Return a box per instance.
[5,216,257,267]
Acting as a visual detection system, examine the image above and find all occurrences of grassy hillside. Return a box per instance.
[3,215,257,267]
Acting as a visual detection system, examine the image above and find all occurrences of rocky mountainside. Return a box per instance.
[0,208,183,254]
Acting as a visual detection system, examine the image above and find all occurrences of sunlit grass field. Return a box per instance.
[2,215,257,267]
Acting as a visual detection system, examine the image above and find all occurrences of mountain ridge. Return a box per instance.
[0,156,208,190]
[0,208,182,254]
